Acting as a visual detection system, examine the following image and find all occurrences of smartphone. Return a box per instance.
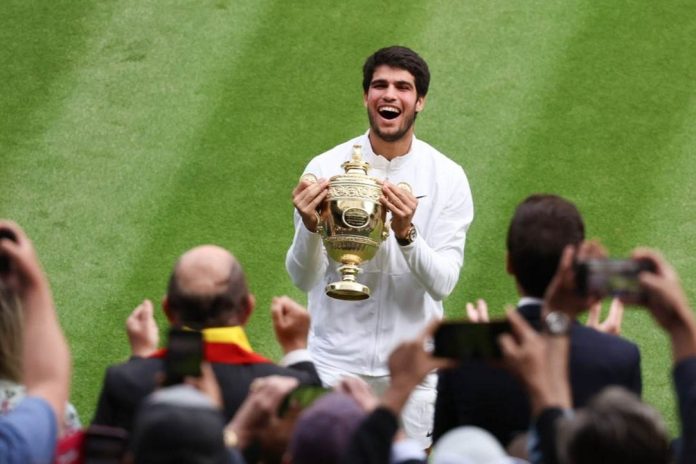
[277,385,331,417]
[0,228,17,274]
[82,425,128,464]
[575,258,656,302]
[433,320,512,361]
[163,328,203,386]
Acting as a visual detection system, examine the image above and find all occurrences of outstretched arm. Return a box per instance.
[0,220,71,427]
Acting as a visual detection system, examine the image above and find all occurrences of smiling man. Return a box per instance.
[286,46,474,448]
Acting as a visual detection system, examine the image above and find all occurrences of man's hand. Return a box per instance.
[184,362,223,409]
[499,309,572,415]
[271,296,310,354]
[226,376,299,450]
[292,176,329,233]
[382,320,457,415]
[586,298,624,335]
[335,376,379,412]
[544,241,606,319]
[465,298,490,323]
[126,299,160,357]
[631,248,696,362]
[380,181,418,239]
[0,220,50,299]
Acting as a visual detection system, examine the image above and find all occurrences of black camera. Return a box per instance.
[575,258,656,302]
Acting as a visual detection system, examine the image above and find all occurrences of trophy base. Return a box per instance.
[325,281,370,301]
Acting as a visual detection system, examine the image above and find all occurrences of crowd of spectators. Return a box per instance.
[0,191,695,463]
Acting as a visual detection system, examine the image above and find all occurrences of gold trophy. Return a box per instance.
[303,145,389,300]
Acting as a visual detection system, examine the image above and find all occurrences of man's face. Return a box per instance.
[364,65,425,143]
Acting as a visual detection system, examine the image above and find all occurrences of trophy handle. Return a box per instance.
[382,220,391,241]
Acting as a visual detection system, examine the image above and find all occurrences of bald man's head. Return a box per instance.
[165,245,251,329]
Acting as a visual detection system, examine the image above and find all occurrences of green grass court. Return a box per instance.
[1,0,695,435]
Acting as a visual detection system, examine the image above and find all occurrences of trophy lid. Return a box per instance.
[341,145,370,176]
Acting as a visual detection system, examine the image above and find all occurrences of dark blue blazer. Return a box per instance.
[433,303,642,447]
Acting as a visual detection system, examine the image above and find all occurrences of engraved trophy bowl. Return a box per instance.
[304,144,389,300]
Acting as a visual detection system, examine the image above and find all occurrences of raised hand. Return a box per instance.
[271,296,310,354]
[586,298,624,335]
[126,299,160,357]
[466,298,490,323]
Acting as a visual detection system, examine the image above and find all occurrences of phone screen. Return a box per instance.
[277,385,331,417]
[576,258,656,302]
[433,320,512,361]
[164,329,203,386]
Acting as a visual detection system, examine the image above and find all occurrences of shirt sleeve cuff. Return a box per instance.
[280,349,312,367]
[390,438,426,464]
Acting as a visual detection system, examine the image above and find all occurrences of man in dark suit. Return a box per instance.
[433,194,642,448]
[92,245,322,432]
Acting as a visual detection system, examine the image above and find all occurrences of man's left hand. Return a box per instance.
[381,181,418,239]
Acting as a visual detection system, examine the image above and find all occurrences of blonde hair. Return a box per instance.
[0,281,23,382]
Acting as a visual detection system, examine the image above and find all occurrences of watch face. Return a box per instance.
[408,226,417,242]
[545,311,570,335]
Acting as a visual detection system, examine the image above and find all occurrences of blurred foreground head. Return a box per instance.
[557,386,671,464]
[288,392,366,464]
[130,385,230,464]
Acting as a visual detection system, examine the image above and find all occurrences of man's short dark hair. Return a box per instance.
[507,194,585,298]
[166,260,249,329]
[362,46,430,98]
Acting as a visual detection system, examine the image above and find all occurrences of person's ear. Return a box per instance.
[415,95,426,113]
[239,294,256,326]
[506,252,514,275]
[162,296,176,324]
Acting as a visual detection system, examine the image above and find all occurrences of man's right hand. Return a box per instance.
[271,296,310,354]
[0,220,50,299]
[292,176,329,233]
[126,299,160,357]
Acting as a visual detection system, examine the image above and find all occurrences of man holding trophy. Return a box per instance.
[286,46,474,447]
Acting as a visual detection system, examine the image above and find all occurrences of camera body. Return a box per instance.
[575,258,656,302]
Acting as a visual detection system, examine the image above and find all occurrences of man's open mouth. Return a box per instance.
[378,106,401,120]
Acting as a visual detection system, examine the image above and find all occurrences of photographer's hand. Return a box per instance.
[225,376,299,450]
[632,248,696,362]
[0,220,70,428]
[544,241,606,319]
[499,309,571,416]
